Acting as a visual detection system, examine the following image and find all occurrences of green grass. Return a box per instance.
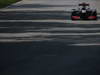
[0,0,20,8]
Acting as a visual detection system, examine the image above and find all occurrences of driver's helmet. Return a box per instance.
[79,5,89,10]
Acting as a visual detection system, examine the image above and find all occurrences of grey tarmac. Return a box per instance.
[0,0,100,75]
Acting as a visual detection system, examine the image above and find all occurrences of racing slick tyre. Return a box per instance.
[92,11,97,20]
[71,12,80,20]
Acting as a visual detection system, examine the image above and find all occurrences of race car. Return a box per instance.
[71,2,97,20]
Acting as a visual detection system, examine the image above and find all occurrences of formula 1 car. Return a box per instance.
[71,2,97,20]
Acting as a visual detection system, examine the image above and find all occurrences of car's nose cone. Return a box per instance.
[82,10,86,13]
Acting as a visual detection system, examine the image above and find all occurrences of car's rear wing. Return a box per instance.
[79,3,89,6]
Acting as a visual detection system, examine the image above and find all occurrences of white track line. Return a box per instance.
[0,8,71,12]
[35,28,100,31]
[0,38,53,43]
[1,27,100,30]
[1,32,100,38]
[70,43,100,46]
[0,20,67,23]
[1,27,100,31]
[0,20,100,24]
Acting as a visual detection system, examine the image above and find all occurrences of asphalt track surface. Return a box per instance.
[0,0,100,75]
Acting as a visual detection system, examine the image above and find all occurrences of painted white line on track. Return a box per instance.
[0,38,53,43]
[70,43,100,46]
[0,32,100,38]
[0,20,69,23]
[1,27,100,31]
[0,20,100,24]
[0,27,9,28]
[0,8,71,12]
[36,28,100,31]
